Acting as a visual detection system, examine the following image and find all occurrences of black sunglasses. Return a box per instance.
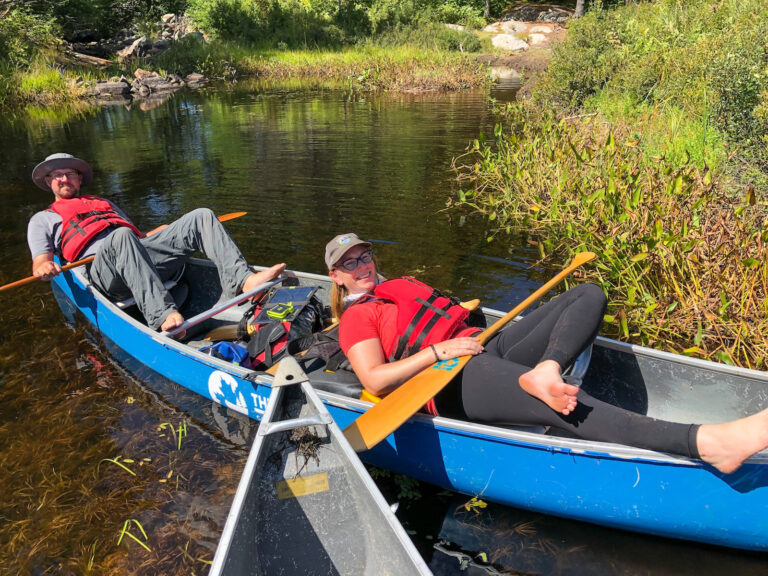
[335,250,374,272]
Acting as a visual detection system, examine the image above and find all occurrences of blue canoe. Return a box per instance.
[50,258,768,551]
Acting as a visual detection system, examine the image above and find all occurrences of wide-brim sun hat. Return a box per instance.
[32,153,93,191]
[325,233,372,269]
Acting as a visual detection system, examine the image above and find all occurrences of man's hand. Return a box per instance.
[32,253,62,281]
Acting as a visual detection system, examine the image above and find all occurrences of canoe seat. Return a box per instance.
[302,358,364,399]
[563,344,592,385]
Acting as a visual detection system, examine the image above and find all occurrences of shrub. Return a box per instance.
[453,103,768,367]
[435,1,484,29]
[0,9,59,69]
[535,0,768,182]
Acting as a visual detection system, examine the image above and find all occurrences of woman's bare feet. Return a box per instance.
[160,310,185,338]
[242,263,287,294]
[696,407,768,474]
[519,360,580,415]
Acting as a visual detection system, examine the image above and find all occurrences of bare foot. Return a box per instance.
[160,310,186,338]
[696,407,768,474]
[519,360,580,415]
[242,263,287,294]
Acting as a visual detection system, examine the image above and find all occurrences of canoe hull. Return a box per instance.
[209,359,431,575]
[51,266,768,551]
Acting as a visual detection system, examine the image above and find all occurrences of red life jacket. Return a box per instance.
[48,195,141,261]
[359,277,472,361]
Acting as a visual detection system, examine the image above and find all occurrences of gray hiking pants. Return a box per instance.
[89,208,252,330]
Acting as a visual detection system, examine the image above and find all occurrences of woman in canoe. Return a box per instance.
[325,232,768,474]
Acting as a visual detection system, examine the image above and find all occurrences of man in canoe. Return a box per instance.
[27,153,285,333]
[326,232,768,474]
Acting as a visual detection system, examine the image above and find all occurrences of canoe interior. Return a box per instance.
[165,259,768,429]
[213,376,430,576]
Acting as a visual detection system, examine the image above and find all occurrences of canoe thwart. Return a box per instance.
[259,413,333,437]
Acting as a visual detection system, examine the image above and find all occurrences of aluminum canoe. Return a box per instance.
[208,356,431,575]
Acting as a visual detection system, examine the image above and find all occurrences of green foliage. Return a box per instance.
[0,9,59,69]
[368,0,420,34]
[435,0,485,28]
[454,103,768,368]
[374,22,484,52]
[12,0,189,40]
[0,9,60,106]
[186,0,489,48]
[19,64,67,102]
[154,36,242,76]
[535,0,768,172]
[186,0,372,48]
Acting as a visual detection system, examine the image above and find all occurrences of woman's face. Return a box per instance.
[329,244,377,294]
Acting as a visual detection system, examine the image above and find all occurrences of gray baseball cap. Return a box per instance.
[325,233,371,269]
[32,153,93,191]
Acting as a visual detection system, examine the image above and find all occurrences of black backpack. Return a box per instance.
[238,285,325,369]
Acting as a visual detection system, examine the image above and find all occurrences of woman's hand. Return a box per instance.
[348,336,484,397]
[430,337,484,361]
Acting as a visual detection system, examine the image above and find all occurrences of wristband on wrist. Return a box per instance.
[430,344,440,362]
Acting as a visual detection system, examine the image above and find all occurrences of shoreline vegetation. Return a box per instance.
[0,1,507,110]
[453,0,768,368]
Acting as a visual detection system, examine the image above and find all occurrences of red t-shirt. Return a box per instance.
[339,299,477,356]
[339,299,478,416]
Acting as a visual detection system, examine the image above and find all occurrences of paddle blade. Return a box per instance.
[218,211,247,222]
[344,354,473,452]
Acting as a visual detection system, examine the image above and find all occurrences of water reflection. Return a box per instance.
[399,493,767,576]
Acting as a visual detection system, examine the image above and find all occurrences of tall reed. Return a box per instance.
[453,103,768,368]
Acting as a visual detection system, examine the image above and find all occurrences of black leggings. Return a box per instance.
[435,284,700,458]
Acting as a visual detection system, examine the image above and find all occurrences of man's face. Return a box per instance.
[46,169,82,200]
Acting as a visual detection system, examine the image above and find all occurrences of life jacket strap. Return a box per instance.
[406,300,454,358]
[389,291,441,361]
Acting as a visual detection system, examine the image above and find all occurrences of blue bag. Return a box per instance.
[200,341,250,366]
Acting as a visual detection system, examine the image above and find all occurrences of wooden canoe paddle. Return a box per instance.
[342,252,597,452]
[0,211,247,291]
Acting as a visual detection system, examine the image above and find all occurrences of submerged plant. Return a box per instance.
[117,519,151,552]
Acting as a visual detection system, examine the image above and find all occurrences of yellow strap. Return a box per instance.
[360,389,382,404]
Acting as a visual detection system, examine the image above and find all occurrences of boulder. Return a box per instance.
[117,36,148,59]
[444,23,466,31]
[491,34,528,51]
[132,75,178,93]
[152,39,171,51]
[89,80,131,98]
[182,31,205,42]
[529,24,554,34]
[501,21,527,34]
[528,33,549,46]
[185,73,208,88]
[134,68,156,79]
[489,66,520,81]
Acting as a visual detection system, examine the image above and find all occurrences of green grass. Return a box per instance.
[156,39,489,91]
[585,92,727,172]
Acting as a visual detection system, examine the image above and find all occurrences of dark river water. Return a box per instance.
[0,83,765,575]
